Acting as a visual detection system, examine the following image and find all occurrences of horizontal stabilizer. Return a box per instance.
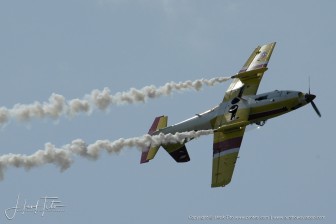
[166,144,190,163]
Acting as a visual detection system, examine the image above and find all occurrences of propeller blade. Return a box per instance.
[308,76,311,94]
[311,101,321,117]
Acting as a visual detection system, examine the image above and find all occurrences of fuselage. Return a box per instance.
[156,90,313,135]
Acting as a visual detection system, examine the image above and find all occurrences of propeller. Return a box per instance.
[311,100,321,117]
[307,77,321,117]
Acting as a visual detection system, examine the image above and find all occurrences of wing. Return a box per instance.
[211,127,246,187]
[223,42,276,102]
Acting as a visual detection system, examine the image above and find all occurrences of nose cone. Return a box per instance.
[305,93,316,103]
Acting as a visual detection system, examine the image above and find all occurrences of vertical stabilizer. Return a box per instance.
[140,116,168,163]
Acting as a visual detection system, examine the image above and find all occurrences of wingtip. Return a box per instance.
[140,160,149,164]
[261,41,276,47]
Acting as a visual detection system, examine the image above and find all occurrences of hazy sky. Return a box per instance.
[0,0,334,223]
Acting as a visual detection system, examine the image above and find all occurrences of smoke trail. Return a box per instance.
[0,77,230,125]
[0,130,213,180]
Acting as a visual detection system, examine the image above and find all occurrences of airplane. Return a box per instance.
[140,42,321,188]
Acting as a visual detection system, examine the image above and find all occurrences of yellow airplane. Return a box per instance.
[140,42,321,188]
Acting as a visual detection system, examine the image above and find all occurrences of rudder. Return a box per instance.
[140,116,168,164]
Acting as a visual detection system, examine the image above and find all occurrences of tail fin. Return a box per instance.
[140,116,168,164]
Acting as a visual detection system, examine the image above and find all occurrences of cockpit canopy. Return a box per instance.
[253,90,300,102]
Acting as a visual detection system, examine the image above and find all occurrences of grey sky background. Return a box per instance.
[0,0,334,223]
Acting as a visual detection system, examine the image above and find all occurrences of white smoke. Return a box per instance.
[0,77,229,125]
[0,130,213,180]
